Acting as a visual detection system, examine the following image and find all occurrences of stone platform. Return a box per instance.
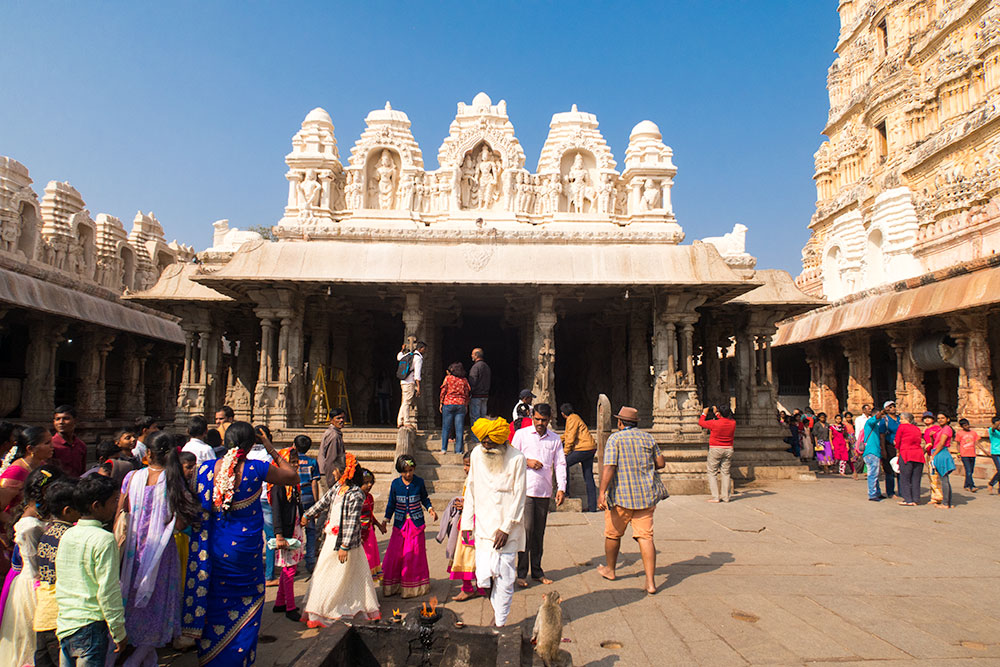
[159,475,1000,666]
[276,425,813,498]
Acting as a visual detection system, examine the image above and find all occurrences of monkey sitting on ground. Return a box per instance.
[532,590,572,666]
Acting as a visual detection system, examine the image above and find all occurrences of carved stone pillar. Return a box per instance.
[887,330,924,413]
[118,338,150,419]
[225,330,257,423]
[530,293,558,408]
[21,318,67,421]
[950,313,996,423]
[285,312,306,428]
[841,333,873,415]
[733,331,753,424]
[627,307,653,425]
[77,330,116,421]
[651,292,705,434]
[804,343,838,415]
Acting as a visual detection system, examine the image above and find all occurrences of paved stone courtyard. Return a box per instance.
[161,475,1000,665]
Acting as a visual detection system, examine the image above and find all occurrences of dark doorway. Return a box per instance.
[923,368,959,416]
[870,336,897,409]
[440,315,521,422]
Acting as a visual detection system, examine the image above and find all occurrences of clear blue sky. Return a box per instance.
[0,2,838,275]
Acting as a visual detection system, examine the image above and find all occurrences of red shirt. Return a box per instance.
[894,423,924,463]
[51,432,87,477]
[698,415,735,448]
[439,375,470,406]
[957,429,979,457]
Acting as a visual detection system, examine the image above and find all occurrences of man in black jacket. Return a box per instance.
[469,347,491,441]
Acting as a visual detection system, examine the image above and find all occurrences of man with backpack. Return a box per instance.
[397,341,426,428]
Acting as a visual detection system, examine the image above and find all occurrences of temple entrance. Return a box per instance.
[555,313,629,426]
[440,314,521,422]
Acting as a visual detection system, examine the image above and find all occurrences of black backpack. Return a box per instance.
[396,352,416,380]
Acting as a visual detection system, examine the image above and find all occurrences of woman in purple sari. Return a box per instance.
[118,430,201,665]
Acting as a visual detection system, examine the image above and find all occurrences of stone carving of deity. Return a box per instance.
[514,172,529,213]
[69,240,86,276]
[412,174,424,212]
[596,174,613,214]
[501,168,515,211]
[534,338,555,403]
[566,154,590,213]
[298,169,322,219]
[440,172,454,210]
[640,178,660,211]
[50,238,68,270]
[375,150,397,210]
[331,170,346,211]
[476,146,500,210]
[542,175,561,215]
[459,155,477,209]
[399,173,414,211]
[0,214,18,252]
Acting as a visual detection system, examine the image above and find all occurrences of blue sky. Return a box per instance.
[0,2,838,275]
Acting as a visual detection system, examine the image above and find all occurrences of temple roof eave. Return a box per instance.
[185,238,761,302]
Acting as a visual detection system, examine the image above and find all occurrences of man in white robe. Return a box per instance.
[463,417,526,627]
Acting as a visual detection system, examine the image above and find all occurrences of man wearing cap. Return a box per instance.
[510,403,566,588]
[596,406,665,595]
[464,417,527,627]
[512,390,534,422]
[878,401,900,498]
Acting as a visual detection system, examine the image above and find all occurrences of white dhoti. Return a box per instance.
[475,548,516,627]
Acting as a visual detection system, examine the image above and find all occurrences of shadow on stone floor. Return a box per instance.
[657,552,735,591]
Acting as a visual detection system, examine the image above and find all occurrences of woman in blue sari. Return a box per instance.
[191,421,298,665]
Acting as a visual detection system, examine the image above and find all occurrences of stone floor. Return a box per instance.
[159,474,1000,665]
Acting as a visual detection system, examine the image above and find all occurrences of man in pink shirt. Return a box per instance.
[510,403,566,587]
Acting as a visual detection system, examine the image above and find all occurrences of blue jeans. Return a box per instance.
[441,404,466,453]
[261,498,275,580]
[303,517,317,571]
[469,397,488,440]
[864,454,882,499]
[59,621,109,667]
[565,449,597,511]
[961,456,976,489]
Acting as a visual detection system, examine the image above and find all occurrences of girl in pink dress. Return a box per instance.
[830,414,850,476]
[359,469,385,583]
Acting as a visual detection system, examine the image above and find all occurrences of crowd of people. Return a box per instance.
[780,401,1000,507]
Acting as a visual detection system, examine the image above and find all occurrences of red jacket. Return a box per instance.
[894,423,924,464]
[699,415,735,448]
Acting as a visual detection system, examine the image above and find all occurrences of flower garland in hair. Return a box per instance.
[335,453,358,493]
[0,447,16,475]
[213,448,247,511]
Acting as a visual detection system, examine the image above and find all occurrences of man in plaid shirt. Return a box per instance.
[597,406,665,595]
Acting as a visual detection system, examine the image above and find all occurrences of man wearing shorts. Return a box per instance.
[597,406,666,595]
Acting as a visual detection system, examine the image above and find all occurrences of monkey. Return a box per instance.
[533,590,571,667]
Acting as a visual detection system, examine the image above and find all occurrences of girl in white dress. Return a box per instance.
[300,453,380,627]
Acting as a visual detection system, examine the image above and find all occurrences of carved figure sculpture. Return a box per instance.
[543,175,562,215]
[566,154,590,213]
[0,215,17,252]
[399,173,414,211]
[459,155,477,209]
[534,338,555,403]
[640,178,660,211]
[69,240,86,276]
[706,224,748,256]
[514,172,529,213]
[412,174,424,212]
[477,146,499,209]
[596,174,613,214]
[375,150,397,210]
[298,169,322,219]
[332,170,346,210]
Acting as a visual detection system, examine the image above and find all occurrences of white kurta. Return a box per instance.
[461,444,526,554]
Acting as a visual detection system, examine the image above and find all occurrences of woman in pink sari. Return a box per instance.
[830,414,850,476]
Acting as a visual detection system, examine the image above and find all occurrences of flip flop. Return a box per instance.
[516,579,529,588]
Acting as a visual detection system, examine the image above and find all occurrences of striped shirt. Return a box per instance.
[605,427,661,510]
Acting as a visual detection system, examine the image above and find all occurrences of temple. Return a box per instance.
[0,156,188,426]
[124,93,820,487]
[774,1,1000,426]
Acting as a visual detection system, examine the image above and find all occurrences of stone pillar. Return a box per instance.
[681,322,696,384]
[950,313,996,423]
[225,330,257,423]
[651,292,705,434]
[76,330,116,421]
[841,333,873,415]
[804,343,838,415]
[530,292,558,408]
[734,331,753,424]
[21,318,66,421]
[627,307,653,425]
[119,338,150,419]
[252,312,277,425]
[399,291,423,428]
[285,311,306,428]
